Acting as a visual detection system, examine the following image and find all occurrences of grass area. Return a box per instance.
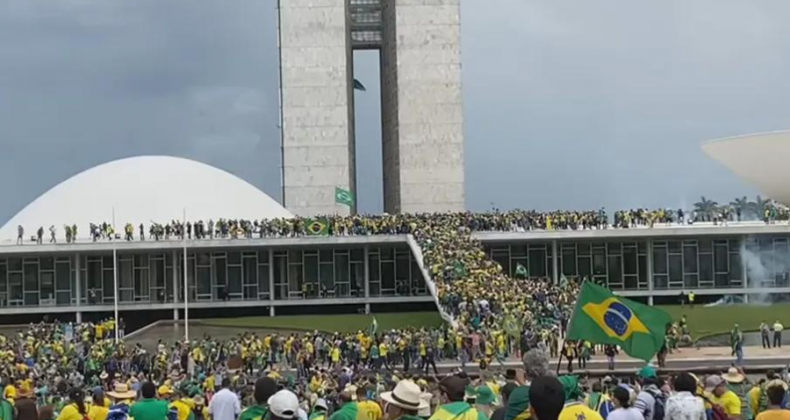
[658,304,790,338]
[201,312,444,334]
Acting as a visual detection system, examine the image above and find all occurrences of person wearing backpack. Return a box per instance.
[634,367,665,420]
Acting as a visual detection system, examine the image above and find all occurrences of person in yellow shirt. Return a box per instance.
[356,387,382,420]
[756,383,790,420]
[331,347,341,369]
[88,390,109,420]
[706,375,741,420]
[556,376,603,420]
[57,389,89,420]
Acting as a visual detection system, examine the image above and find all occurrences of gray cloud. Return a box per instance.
[1,0,789,223]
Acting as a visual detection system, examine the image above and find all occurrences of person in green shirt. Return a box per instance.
[130,382,170,420]
[239,378,279,420]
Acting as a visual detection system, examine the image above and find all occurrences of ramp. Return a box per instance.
[406,234,458,328]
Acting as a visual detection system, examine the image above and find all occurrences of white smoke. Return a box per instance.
[740,239,790,305]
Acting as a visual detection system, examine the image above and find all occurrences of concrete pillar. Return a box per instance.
[365,303,371,315]
[551,240,559,284]
[269,249,275,302]
[173,308,179,321]
[646,240,654,304]
[269,306,275,317]
[743,294,749,303]
[648,296,654,306]
[364,246,370,299]
[76,312,82,323]
[172,250,179,305]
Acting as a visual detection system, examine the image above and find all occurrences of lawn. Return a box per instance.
[201,312,444,333]
[658,304,790,338]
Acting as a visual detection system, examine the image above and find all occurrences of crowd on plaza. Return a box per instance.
[1,318,789,420]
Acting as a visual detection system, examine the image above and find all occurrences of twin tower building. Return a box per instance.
[279,0,465,216]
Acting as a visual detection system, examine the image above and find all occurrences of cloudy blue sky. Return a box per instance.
[1,0,789,224]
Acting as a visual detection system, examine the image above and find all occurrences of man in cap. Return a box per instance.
[309,399,329,420]
[268,390,300,420]
[239,377,278,420]
[430,376,486,420]
[381,380,428,420]
[634,366,663,420]
[706,375,741,420]
[557,376,603,420]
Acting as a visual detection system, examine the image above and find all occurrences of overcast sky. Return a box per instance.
[1,0,789,224]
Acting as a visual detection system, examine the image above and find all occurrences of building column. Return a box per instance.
[646,240,654,306]
[269,306,275,317]
[269,249,275,302]
[75,253,82,323]
[173,308,179,321]
[172,250,179,305]
[742,235,749,290]
[551,240,559,284]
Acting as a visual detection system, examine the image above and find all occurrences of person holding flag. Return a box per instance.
[566,282,673,362]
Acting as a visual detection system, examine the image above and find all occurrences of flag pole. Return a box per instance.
[183,208,189,343]
[112,207,119,343]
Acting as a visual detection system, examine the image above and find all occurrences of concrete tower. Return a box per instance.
[279,0,464,216]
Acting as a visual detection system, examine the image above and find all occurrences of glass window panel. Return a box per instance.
[214,258,227,286]
[24,264,38,292]
[197,267,211,295]
[40,272,54,300]
[668,241,681,254]
[654,275,668,290]
[103,270,113,302]
[683,246,698,273]
[607,255,622,287]
[699,239,712,253]
[56,262,70,291]
[578,256,591,278]
[669,255,682,283]
[258,251,269,264]
[638,241,646,254]
[623,246,637,275]
[320,250,334,263]
[638,256,647,286]
[56,291,70,305]
[257,265,270,295]
[320,263,334,289]
[41,257,54,270]
[528,249,546,278]
[699,254,713,281]
[592,248,606,276]
[684,274,698,288]
[381,261,395,291]
[394,253,409,281]
[730,253,742,281]
[561,248,577,276]
[577,243,590,256]
[228,266,242,294]
[653,247,667,274]
[715,273,730,288]
[243,258,257,287]
[120,259,133,289]
[24,293,38,306]
[0,263,6,298]
[624,275,637,290]
[228,252,242,265]
[350,249,364,262]
[9,258,22,272]
[607,243,621,255]
[370,255,380,282]
[714,245,729,272]
[510,245,526,257]
[729,239,742,253]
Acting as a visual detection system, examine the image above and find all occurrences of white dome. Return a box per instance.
[702,130,790,205]
[0,156,292,242]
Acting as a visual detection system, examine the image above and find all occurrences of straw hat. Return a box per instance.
[381,381,428,412]
[723,367,745,384]
[107,383,137,400]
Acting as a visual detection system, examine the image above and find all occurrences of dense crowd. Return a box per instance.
[2,319,789,420]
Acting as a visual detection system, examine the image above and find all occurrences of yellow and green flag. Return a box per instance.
[305,218,329,236]
[567,282,672,361]
[335,187,354,208]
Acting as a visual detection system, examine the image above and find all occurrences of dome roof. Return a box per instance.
[0,156,292,242]
[702,130,790,205]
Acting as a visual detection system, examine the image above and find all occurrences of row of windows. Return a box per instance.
[0,246,427,308]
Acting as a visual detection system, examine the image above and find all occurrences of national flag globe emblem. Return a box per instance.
[603,301,633,337]
[308,220,325,234]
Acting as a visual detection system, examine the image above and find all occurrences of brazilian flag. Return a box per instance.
[305,218,329,236]
[567,282,672,361]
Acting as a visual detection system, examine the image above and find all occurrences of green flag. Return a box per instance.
[567,282,672,361]
[335,187,354,207]
[369,317,378,335]
[515,263,528,279]
[453,261,467,278]
[305,218,329,236]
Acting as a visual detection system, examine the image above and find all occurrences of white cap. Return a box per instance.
[268,390,300,419]
[315,398,328,411]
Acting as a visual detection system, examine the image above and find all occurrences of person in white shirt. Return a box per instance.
[665,372,705,420]
[608,386,644,420]
[209,378,241,420]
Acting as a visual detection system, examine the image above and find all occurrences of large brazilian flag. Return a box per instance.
[567,282,672,361]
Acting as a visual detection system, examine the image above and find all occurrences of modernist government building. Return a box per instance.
[2,0,789,324]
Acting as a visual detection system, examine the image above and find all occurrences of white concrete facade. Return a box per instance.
[279,0,356,216]
[380,0,465,213]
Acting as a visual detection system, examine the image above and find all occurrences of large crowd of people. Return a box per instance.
[0,319,788,420]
